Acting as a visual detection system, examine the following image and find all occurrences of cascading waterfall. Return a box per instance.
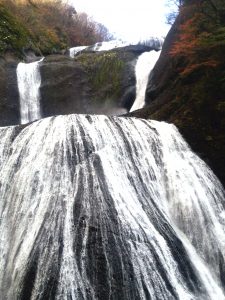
[16,58,44,124]
[92,40,133,51]
[69,46,88,58]
[130,50,161,111]
[69,38,163,58]
[0,114,225,300]
[69,41,129,58]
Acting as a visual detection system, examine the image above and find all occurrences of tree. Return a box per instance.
[170,0,225,76]
[0,0,113,54]
[166,0,184,24]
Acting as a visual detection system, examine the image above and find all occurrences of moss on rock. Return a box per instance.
[76,51,126,105]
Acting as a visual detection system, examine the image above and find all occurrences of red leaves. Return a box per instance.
[170,13,203,57]
[180,60,219,76]
[170,4,221,76]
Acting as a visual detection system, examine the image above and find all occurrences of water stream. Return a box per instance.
[130,50,161,111]
[16,58,44,124]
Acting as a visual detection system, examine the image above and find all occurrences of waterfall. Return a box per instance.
[92,40,131,51]
[0,114,224,300]
[16,58,44,124]
[69,46,88,58]
[69,38,163,57]
[130,50,161,112]
[69,41,130,57]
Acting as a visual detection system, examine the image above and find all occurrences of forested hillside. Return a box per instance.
[0,0,112,57]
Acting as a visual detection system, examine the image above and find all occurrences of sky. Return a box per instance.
[68,0,172,42]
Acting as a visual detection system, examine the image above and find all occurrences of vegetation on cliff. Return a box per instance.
[77,52,125,103]
[168,0,225,180]
[0,4,31,56]
[0,0,112,56]
[171,0,225,76]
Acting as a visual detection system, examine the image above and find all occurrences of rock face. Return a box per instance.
[0,46,147,126]
[130,17,225,188]
[0,57,20,126]
[40,50,138,117]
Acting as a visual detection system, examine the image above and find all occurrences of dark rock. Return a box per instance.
[0,59,20,126]
[0,48,140,126]
[40,55,89,117]
[22,49,42,63]
[40,51,138,117]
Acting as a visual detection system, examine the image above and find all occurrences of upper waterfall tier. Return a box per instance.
[130,50,161,112]
[0,115,225,300]
[69,38,163,58]
[16,58,44,124]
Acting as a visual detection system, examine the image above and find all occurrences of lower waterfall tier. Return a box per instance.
[0,115,225,300]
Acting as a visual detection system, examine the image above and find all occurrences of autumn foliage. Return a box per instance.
[170,1,225,76]
[0,0,113,55]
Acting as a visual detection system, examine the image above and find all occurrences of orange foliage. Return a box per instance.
[170,14,203,57]
[180,60,219,76]
[170,2,222,76]
[0,0,113,53]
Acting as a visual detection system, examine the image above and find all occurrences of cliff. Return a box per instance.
[0,45,155,126]
[40,50,138,117]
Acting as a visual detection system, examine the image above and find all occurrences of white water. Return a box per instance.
[156,121,225,279]
[16,58,44,124]
[130,50,161,111]
[69,46,88,58]
[92,40,130,51]
[92,38,163,52]
[69,38,163,57]
[69,40,129,58]
[0,114,224,299]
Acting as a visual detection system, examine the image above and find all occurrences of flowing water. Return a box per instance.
[130,50,161,112]
[69,46,88,58]
[16,58,44,124]
[69,40,129,58]
[69,38,163,57]
[91,38,163,52]
[0,114,224,300]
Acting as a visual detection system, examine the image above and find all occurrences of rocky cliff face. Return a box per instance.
[0,46,149,126]
[130,16,225,187]
[0,57,20,126]
[40,49,138,117]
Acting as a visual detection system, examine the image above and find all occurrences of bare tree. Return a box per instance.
[166,0,184,24]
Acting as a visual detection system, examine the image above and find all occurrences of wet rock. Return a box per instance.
[0,58,20,126]
[40,51,138,117]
